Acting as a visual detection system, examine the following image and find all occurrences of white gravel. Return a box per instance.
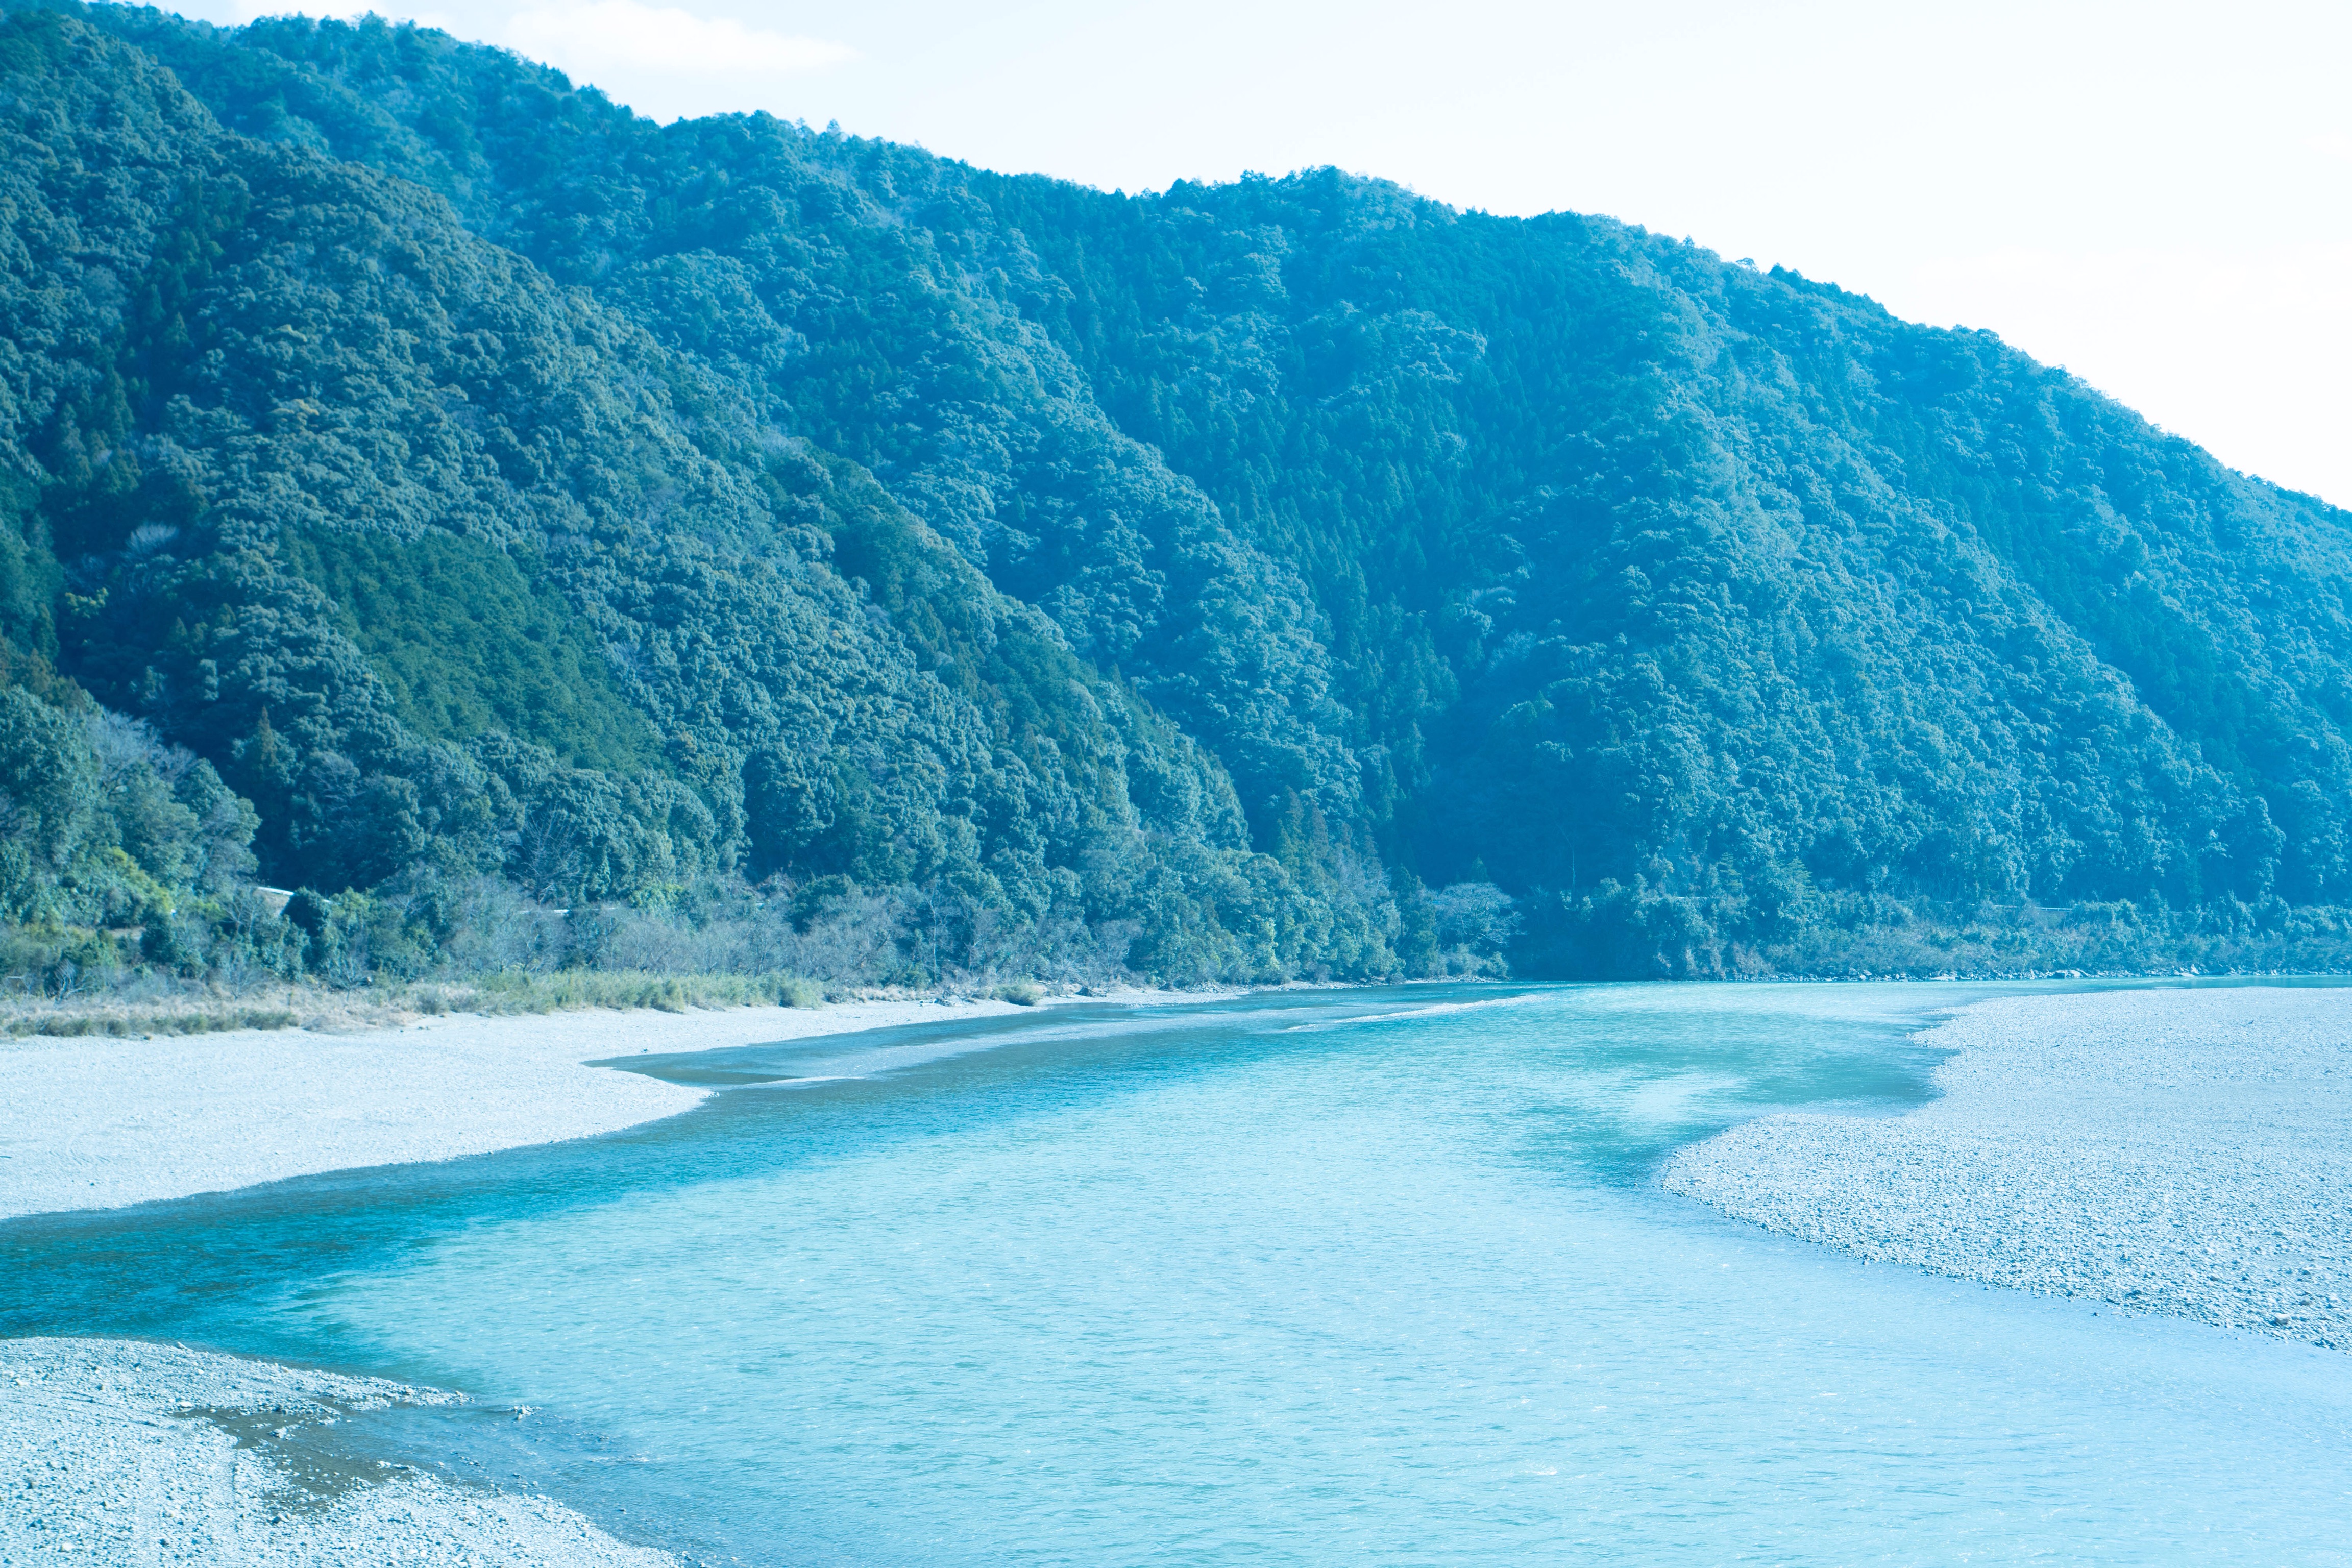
[0,997,1041,1220]
[0,1337,679,1566]
[1662,985,2352,1349]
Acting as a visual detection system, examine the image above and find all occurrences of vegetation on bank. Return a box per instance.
[0,4,2348,993]
[0,968,827,1038]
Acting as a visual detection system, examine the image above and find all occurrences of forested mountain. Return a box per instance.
[3,2,2348,993]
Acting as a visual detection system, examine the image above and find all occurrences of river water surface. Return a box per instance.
[7,981,2351,1563]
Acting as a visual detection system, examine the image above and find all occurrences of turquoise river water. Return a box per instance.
[6,981,2351,1563]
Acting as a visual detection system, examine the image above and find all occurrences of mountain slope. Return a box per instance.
[0,8,1398,987]
[3,2,2348,985]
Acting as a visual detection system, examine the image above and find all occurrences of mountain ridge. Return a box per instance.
[2,1,2346,994]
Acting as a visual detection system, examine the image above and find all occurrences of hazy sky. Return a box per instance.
[180,0,2352,508]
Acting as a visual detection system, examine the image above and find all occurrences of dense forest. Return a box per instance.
[3,2,2348,1002]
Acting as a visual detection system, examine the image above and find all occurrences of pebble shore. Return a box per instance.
[0,1338,677,1566]
[1662,985,2352,1349]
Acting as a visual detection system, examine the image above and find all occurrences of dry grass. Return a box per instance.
[0,969,825,1039]
[1,1005,303,1038]
[409,970,824,1017]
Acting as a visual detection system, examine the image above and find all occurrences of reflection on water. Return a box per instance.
[8,981,2351,1564]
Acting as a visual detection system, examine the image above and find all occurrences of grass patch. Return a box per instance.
[418,970,824,1017]
[0,970,823,1037]
[4,1007,301,1038]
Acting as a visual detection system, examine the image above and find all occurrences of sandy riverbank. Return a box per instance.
[1662,985,2352,1350]
[0,988,1228,1222]
[0,996,1006,1221]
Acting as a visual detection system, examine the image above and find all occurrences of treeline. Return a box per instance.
[0,680,1518,1004]
[1526,877,2352,979]
[0,3,2348,1003]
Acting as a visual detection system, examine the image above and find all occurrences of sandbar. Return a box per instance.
[1663,985,2352,1349]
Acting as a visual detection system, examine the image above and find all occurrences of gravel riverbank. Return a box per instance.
[0,1338,678,1566]
[1662,985,2352,1349]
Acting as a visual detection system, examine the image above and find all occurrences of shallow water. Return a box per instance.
[8,981,2352,1564]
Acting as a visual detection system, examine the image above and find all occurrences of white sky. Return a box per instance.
[179,0,2352,509]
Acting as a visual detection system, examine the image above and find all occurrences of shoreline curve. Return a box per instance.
[1662,984,2352,1350]
[0,987,1230,1223]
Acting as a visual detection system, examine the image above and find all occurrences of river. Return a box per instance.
[6,981,2348,1563]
